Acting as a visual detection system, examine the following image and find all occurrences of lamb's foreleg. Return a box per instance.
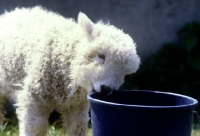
[16,96,51,136]
[0,95,6,127]
[60,100,90,136]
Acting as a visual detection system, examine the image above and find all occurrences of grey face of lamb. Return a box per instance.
[90,51,137,95]
[77,12,140,94]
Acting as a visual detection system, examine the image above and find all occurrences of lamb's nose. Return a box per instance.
[100,85,113,95]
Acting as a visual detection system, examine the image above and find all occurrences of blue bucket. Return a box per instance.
[87,90,198,136]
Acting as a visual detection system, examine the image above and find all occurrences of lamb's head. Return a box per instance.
[70,12,140,95]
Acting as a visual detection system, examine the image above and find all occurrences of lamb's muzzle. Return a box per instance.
[99,85,113,95]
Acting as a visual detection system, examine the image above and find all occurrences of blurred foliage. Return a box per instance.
[122,22,200,103]
[0,123,92,136]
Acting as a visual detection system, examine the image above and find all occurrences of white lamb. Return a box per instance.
[0,6,140,136]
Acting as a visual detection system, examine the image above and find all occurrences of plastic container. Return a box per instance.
[87,90,198,136]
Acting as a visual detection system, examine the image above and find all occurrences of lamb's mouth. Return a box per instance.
[101,89,113,96]
[93,85,113,96]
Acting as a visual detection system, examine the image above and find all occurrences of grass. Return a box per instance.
[192,129,200,136]
[0,124,92,136]
[0,124,200,136]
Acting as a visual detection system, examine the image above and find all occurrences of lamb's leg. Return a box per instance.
[60,100,90,136]
[16,97,51,136]
[0,95,6,127]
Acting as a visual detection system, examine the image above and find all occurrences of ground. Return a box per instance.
[0,124,199,136]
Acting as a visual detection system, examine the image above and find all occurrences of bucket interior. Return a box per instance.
[89,90,197,107]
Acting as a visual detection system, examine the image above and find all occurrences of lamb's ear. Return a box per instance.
[78,12,94,40]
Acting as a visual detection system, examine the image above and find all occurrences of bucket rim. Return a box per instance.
[87,90,198,109]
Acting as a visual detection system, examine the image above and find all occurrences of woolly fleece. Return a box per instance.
[0,6,140,136]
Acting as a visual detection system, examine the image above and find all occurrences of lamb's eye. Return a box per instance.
[92,52,106,64]
[98,52,105,60]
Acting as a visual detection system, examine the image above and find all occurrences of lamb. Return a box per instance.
[0,6,140,136]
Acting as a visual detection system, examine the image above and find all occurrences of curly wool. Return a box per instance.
[0,6,140,136]
[0,6,82,102]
